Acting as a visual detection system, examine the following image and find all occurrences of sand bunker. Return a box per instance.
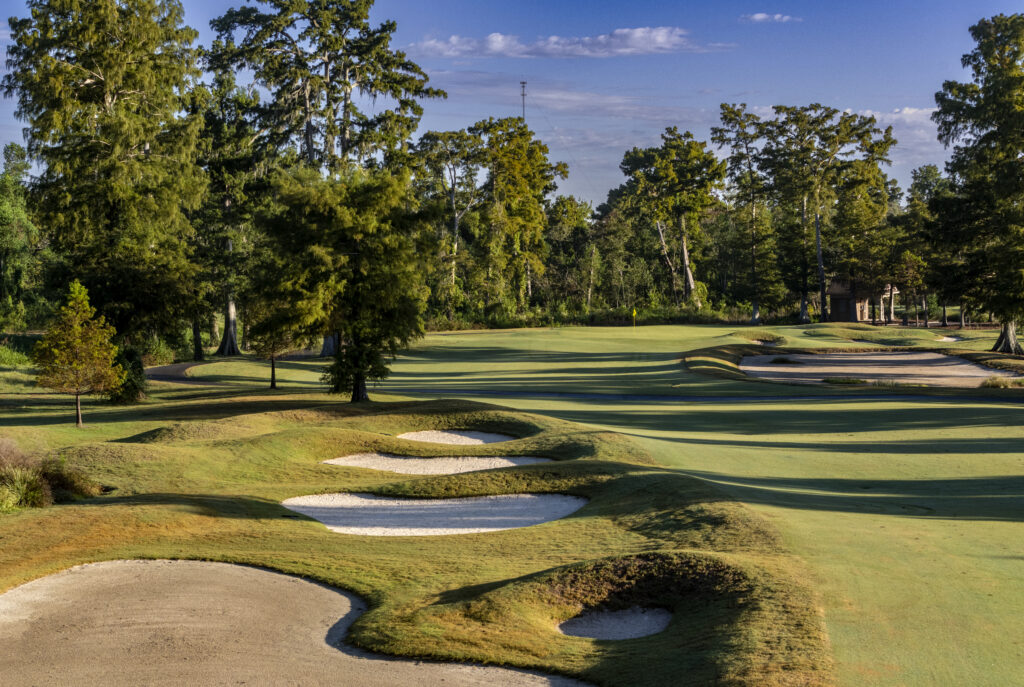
[740,351,1015,387]
[282,493,586,536]
[397,430,515,444]
[324,453,550,474]
[0,560,584,686]
[558,607,672,640]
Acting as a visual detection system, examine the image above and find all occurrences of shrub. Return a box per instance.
[0,342,30,367]
[770,356,802,365]
[980,375,1024,389]
[823,377,868,385]
[108,347,147,404]
[0,439,98,512]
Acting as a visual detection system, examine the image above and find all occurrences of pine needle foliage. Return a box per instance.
[33,281,124,427]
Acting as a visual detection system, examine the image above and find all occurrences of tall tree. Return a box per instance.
[471,117,567,314]
[760,104,895,321]
[259,168,426,402]
[620,128,725,307]
[192,66,268,357]
[414,129,485,318]
[0,143,45,330]
[712,104,768,323]
[4,0,206,341]
[933,14,1024,353]
[210,0,445,172]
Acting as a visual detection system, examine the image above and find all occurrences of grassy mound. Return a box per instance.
[0,398,832,686]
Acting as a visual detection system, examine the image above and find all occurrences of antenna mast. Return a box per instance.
[520,81,527,120]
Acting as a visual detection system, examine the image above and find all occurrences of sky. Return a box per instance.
[3,0,1023,205]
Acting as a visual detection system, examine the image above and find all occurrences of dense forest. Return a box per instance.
[3,1,1024,401]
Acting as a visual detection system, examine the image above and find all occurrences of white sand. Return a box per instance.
[324,453,551,474]
[937,336,961,342]
[740,351,1015,387]
[558,607,672,640]
[0,560,587,686]
[397,430,515,444]
[281,493,586,536]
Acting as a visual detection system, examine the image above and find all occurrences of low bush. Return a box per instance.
[108,347,147,404]
[0,439,98,512]
[980,375,1024,389]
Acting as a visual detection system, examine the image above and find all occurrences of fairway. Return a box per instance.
[162,323,1024,685]
[366,325,1020,686]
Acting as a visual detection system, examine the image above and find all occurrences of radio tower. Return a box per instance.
[520,81,527,120]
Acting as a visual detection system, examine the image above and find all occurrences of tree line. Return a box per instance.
[2,1,1023,407]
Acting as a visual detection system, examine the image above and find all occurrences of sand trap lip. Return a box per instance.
[558,607,672,640]
[324,452,551,474]
[397,430,515,444]
[281,493,586,536]
[0,560,585,686]
[740,351,1015,388]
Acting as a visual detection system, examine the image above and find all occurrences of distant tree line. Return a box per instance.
[2,1,1024,405]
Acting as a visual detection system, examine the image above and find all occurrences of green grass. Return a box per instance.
[349,323,1018,687]
[0,374,831,685]
[5,321,1022,686]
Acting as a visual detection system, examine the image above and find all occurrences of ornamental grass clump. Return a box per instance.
[0,439,98,512]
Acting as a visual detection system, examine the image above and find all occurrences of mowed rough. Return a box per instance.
[740,351,1015,387]
[0,560,585,687]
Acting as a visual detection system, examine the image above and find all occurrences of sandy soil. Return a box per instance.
[397,430,515,444]
[281,493,587,536]
[740,351,1015,387]
[558,608,672,640]
[324,452,550,474]
[0,560,585,686]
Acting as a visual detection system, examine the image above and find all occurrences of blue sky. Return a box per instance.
[3,0,1023,204]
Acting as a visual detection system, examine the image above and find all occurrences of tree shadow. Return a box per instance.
[679,470,1024,522]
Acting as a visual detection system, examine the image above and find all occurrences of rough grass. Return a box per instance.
[822,377,868,385]
[0,391,832,686]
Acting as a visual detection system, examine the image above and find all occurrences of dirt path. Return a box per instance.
[0,559,585,686]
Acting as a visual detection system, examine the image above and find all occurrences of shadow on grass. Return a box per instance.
[77,492,295,520]
[681,470,1024,522]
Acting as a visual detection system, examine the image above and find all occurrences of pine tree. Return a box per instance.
[33,281,124,427]
[4,0,206,341]
[933,14,1024,353]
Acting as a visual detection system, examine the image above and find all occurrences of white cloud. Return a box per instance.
[411,27,712,59]
[741,13,801,23]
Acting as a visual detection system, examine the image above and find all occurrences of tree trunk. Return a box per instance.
[750,203,760,325]
[680,217,699,307]
[870,297,877,326]
[941,303,949,327]
[655,220,681,306]
[215,296,241,356]
[799,293,809,324]
[922,295,929,328]
[959,302,966,329]
[270,354,277,390]
[191,317,204,362]
[75,393,82,428]
[815,210,827,322]
[320,332,339,357]
[210,314,220,345]
[350,371,369,403]
[798,195,811,324]
[888,284,895,323]
[992,321,1024,355]
[586,244,596,312]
